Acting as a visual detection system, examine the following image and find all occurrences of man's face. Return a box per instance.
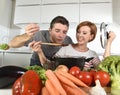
[49,23,69,43]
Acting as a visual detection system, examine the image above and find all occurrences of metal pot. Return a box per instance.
[53,57,93,70]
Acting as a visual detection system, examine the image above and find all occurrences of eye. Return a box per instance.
[55,29,60,33]
[83,32,87,35]
[63,31,67,34]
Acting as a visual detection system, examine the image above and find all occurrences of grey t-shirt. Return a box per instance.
[24,30,73,66]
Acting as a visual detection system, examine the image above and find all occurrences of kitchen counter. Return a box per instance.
[0,88,111,95]
[0,47,33,67]
[0,48,33,54]
[0,88,12,95]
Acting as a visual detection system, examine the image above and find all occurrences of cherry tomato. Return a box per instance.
[94,70,110,87]
[77,71,93,86]
[69,66,81,77]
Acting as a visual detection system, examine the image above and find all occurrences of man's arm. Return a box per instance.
[9,24,40,48]
[9,33,31,48]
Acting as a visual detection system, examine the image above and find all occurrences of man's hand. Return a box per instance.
[29,41,42,53]
[25,24,39,38]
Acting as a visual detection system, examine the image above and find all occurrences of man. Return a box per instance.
[9,16,73,66]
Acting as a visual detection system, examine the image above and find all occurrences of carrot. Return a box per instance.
[55,72,88,95]
[45,79,60,95]
[57,71,90,89]
[55,71,77,88]
[41,86,50,95]
[62,83,88,95]
[45,69,67,95]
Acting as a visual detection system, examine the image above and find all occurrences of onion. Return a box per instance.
[55,65,69,72]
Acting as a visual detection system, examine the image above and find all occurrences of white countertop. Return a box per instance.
[0,88,12,95]
[0,47,33,54]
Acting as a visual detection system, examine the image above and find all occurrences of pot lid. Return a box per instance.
[100,22,109,49]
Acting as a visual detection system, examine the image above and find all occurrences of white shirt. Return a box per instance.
[55,44,98,58]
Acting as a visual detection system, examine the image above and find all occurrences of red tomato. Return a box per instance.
[94,70,110,87]
[12,77,22,95]
[77,71,93,86]
[12,70,42,95]
[69,66,81,77]
[89,69,96,76]
[21,70,42,95]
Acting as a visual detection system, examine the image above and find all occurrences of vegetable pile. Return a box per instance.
[69,66,110,87]
[12,65,90,95]
[97,55,120,95]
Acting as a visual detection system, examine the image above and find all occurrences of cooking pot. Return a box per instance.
[53,57,93,70]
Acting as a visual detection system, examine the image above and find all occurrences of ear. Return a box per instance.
[49,28,51,32]
[89,34,94,41]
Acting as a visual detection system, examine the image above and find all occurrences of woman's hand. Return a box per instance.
[29,41,42,53]
[25,24,40,38]
[107,31,116,43]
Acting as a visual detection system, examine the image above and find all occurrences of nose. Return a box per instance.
[58,32,65,38]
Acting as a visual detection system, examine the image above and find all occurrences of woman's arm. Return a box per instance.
[103,31,116,58]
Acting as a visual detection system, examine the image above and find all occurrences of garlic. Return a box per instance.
[89,80,107,95]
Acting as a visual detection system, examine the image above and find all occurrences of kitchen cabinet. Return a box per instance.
[14,6,41,26]
[2,51,32,68]
[14,0,41,28]
[0,0,12,28]
[41,0,79,25]
[16,0,41,6]
[80,0,111,3]
[80,0,112,24]
[113,0,120,25]
[41,4,79,25]
[42,0,79,4]
[14,0,113,28]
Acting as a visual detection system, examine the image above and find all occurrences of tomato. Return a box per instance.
[94,70,110,87]
[21,70,42,95]
[12,70,42,95]
[89,69,96,76]
[77,71,93,86]
[69,66,81,77]
[12,77,22,95]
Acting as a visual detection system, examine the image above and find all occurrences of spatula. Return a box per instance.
[41,42,68,46]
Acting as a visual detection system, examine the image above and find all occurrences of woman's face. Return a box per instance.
[76,26,93,45]
[49,23,68,43]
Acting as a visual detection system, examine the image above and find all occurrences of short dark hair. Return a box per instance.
[50,16,69,29]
